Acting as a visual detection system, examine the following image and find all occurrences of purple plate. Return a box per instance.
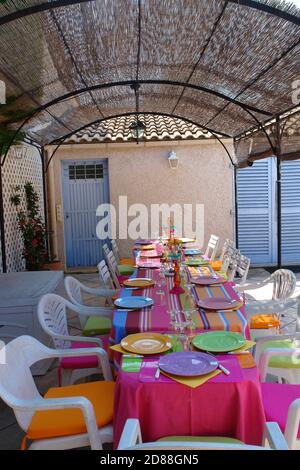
[135,239,155,245]
[158,352,218,377]
[197,297,242,310]
[192,275,225,286]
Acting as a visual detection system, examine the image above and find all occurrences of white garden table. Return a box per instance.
[0,270,64,374]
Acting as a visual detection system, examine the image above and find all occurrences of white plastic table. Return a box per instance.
[0,271,64,375]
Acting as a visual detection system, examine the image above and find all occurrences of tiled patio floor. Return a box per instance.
[0,268,299,449]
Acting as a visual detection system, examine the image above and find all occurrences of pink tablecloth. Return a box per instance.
[113,359,266,448]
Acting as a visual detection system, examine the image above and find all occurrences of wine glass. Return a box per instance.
[182,309,197,336]
[173,319,190,351]
[156,267,166,295]
[167,309,180,330]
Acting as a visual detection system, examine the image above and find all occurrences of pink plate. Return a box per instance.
[192,275,226,286]
[197,297,242,311]
[137,261,161,269]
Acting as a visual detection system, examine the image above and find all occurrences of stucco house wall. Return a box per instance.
[46,139,234,267]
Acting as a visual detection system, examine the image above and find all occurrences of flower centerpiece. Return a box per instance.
[10,182,48,270]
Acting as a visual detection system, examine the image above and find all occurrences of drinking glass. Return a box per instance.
[173,319,190,351]
[156,267,166,295]
[167,309,179,330]
[183,309,197,336]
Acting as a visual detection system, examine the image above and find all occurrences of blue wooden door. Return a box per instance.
[62,160,109,267]
[237,159,277,265]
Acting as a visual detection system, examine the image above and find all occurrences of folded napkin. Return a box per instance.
[235,339,256,353]
[139,359,168,382]
[237,353,256,369]
[225,338,256,369]
[121,355,143,373]
[160,369,221,388]
[110,343,128,354]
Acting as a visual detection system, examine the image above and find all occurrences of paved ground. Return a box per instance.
[0,268,299,450]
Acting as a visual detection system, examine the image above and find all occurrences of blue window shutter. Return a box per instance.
[281,160,300,264]
[237,159,276,265]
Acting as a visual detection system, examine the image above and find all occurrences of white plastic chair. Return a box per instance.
[237,269,296,302]
[38,293,110,385]
[218,248,239,281]
[102,242,110,260]
[259,348,300,449]
[238,270,297,333]
[111,239,120,263]
[104,249,121,289]
[97,259,116,290]
[254,332,300,384]
[0,335,113,450]
[64,276,116,322]
[234,253,251,286]
[117,419,288,450]
[204,234,220,261]
[219,239,235,261]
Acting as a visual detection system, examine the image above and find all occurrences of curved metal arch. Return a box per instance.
[0,0,94,27]
[1,78,275,166]
[1,0,300,28]
[227,0,300,26]
[3,79,272,130]
[0,78,272,164]
[45,111,235,172]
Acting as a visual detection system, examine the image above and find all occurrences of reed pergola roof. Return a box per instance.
[1,0,300,165]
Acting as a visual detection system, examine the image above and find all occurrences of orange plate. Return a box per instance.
[123,278,155,288]
[121,333,173,355]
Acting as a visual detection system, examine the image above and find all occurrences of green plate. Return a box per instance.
[185,258,208,266]
[192,331,246,352]
[118,264,135,275]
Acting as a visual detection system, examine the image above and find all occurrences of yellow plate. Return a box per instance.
[121,333,173,355]
[137,244,155,250]
[123,278,155,288]
[178,238,195,244]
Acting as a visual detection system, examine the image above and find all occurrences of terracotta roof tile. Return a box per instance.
[65,114,215,144]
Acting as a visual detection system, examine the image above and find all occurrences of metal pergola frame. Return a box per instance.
[1,77,278,170]
[1,0,300,28]
[1,0,299,272]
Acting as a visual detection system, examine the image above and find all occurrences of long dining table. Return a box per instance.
[110,242,266,448]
